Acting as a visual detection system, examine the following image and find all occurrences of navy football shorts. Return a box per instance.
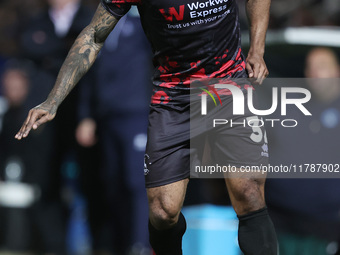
[144,86,269,188]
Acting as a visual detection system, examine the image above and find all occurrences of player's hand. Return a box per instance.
[15,102,57,140]
[246,53,269,85]
[76,118,97,147]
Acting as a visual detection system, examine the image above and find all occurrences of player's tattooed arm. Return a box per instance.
[15,4,118,140]
[245,0,271,84]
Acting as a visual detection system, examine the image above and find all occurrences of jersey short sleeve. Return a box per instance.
[101,0,132,19]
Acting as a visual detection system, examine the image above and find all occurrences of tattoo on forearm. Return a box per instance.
[94,6,117,43]
[45,4,117,109]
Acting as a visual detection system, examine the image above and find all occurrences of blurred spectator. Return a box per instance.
[266,47,340,255]
[0,0,46,57]
[305,47,340,79]
[76,8,152,255]
[12,1,97,253]
[20,0,93,75]
[0,0,99,59]
[19,0,95,151]
[237,0,340,29]
[0,61,65,254]
[19,0,97,240]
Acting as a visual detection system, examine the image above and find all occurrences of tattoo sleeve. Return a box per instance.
[45,4,118,110]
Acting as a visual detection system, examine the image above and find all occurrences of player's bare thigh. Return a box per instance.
[147,178,189,230]
[224,170,266,215]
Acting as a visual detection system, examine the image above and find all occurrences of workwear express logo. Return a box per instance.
[159,5,185,21]
[159,0,230,21]
[200,84,312,128]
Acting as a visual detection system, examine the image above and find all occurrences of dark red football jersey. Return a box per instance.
[102,0,247,106]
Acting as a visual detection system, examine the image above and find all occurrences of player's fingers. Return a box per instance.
[32,114,51,130]
[15,123,25,140]
[246,62,254,78]
[256,67,266,85]
[265,68,269,77]
[259,65,269,84]
[22,111,42,138]
[15,124,24,139]
[15,110,34,140]
[16,125,27,140]
[252,63,260,80]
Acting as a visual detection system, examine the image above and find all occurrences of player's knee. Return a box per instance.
[231,179,265,214]
[149,203,181,229]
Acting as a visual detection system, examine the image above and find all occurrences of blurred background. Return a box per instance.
[0,0,339,255]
